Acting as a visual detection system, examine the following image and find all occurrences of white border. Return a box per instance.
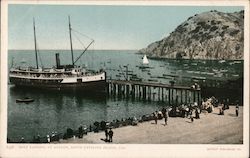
[1,0,249,158]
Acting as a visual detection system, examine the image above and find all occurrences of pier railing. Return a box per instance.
[107,80,201,105]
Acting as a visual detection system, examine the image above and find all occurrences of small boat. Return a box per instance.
[220,69,228,73]
[16,97,34,103]
[191,76,206,80]
[148,79,158,82]
[213,73,223,78]
[142,55,149,65]
[205,72,215,75]
[219,60,226,63]
[138,65,150,69]
[233,61,242,64]
[156,76,165,79]
[141,69,150,72]
[232,74,239,77]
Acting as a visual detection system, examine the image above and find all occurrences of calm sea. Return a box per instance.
[7,50,243,142]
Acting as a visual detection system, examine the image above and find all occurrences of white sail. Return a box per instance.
[142,55,149,64]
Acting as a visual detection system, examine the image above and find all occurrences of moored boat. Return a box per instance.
[16,98,34,103]
[9,17,106,91]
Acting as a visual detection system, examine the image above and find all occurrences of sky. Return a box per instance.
[8,5,244,50]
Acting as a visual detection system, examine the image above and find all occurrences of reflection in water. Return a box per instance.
[7,50,243,142]
[8,84,166,142]
[8,86,108,141]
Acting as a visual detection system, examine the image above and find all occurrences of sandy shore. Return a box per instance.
[56,106,243,144]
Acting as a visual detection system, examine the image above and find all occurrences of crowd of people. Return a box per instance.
[11,96,240,143]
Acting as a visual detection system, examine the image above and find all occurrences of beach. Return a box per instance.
[56,106,243,144]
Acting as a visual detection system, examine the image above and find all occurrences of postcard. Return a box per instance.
[0,0,249,157]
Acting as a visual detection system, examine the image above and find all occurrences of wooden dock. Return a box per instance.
[107,80,201,105]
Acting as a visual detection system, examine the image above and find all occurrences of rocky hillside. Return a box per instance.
[139,10,244,60]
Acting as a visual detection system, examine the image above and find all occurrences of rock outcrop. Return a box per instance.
[139,10,244,60]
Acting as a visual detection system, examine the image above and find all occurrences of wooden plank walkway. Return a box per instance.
[107,80,201,91]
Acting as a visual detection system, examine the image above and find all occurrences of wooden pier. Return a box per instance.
[107,80,201,105]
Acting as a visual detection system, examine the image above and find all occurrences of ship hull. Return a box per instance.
[9,77,107,92]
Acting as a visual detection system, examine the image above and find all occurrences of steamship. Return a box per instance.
[9,17,106,91]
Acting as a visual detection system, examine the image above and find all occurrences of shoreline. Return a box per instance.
[55,106,243,144]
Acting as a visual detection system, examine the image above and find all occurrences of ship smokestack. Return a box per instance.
[56,53,60,68]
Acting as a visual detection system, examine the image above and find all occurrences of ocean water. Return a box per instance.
[7,50,243,142]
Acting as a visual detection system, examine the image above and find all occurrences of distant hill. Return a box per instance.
[139,10,244,60]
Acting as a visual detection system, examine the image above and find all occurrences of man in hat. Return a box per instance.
[236,104,239,117]
[108,128,114,142]
[105,128,109,142]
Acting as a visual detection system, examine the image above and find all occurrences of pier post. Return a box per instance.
[142,86,146,100]
[139,86,142,100]
[198,91,201,106]
[171,89,174,105]
[131,85,135,98]
[136,85,138,99]
[126,85,129,98]
[168,89,171,105]
[185,90,188,103]
[113,83,116,96]
[107,82,110,95]
[180,90,183,104]
[158,87,160,101]
[117,84,120,96]
[161,87,164,101]
[148,86,151,101]
[189,91,191,103]
[193,90,196,103]
[176,95,178,106]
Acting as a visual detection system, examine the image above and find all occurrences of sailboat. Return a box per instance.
[9,17,106,91]
[142,55,149,65]
[138,54,151,69]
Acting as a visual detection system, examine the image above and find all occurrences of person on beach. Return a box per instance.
[161,108,167,118]
[154,111,158,124]
[105,129,109,142]
[162,108,166,118]
[195,108,200,119]
[20,137,25,143]
[108,129,113,142]
[190,115,194,122]
[236,104,239,117]
[47,135,50,143]
[164,109,169,125]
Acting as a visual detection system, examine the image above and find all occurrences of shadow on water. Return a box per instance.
[9,85,107,103]
[8,85,109,142]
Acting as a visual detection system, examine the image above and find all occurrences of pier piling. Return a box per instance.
[107,80,201,105]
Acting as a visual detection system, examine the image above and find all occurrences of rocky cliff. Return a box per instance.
[139,10,244,60]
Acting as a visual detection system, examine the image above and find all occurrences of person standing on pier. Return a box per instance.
[236,104,239,117]
[108,128,114,142]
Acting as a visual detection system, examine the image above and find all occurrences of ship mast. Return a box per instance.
[68,16,74,66]
[33,18,39,69]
